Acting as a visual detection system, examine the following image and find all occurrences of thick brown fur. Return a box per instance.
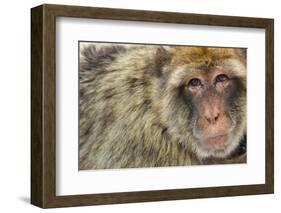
[79,43,246,170]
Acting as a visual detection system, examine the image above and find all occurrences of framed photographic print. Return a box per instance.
[31,4,274,208]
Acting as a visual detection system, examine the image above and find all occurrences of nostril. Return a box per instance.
[204,116,212,124]
[206,117,211,123]
[214,113,220,121]
[204,113,220,124]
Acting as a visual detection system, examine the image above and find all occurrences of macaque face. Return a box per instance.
[161,47,246,159]
[184,68,238,156]
[181,60,246,158]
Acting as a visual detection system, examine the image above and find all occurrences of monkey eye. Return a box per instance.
[188,78,202,87]
[215,74,229,83]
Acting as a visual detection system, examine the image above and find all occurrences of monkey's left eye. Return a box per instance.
[215,74,229,83]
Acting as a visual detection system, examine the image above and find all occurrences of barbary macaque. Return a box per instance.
[79,43,246,170]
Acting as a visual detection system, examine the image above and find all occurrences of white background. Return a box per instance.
[0,0,279,212]
[57,18,265,195]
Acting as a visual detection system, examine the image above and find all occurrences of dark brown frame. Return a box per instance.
[31,4,274,208]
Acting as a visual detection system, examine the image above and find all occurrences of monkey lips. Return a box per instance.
[202,134,229,150]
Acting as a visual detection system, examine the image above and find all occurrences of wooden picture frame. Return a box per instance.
[31,4,274,208]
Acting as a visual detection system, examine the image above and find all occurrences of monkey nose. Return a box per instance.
[204,112,220,124]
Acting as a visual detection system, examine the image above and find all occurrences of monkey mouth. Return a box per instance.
[201,134,229,151]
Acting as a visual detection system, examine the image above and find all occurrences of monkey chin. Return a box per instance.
[194,133,240,160]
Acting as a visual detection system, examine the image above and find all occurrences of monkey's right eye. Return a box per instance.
[188,78,202,87]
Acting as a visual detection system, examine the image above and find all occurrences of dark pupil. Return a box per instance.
[189,79,201,87]
[216,74,228,82]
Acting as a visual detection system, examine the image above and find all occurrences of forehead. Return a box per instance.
[170,47,245,66]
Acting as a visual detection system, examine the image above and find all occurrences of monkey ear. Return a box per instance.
[155,47,172,77]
